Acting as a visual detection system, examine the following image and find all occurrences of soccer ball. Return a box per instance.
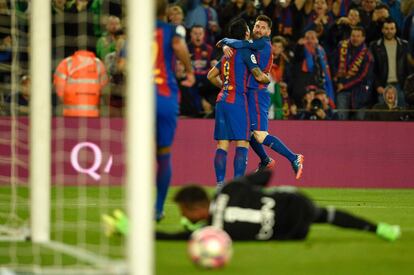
[187,226,233,269]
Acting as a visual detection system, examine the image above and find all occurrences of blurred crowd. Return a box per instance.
[0,0,414,121]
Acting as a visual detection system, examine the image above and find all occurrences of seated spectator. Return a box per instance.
[312,89,338,120]
[368,85,407,121]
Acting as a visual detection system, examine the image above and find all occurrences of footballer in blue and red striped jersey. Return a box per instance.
[212,48,258,141]
[154,19,187,147]
[220,15,304,180]
[221,34,273,131]
[154,0,195,221]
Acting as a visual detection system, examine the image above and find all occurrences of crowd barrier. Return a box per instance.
[1,118,413,188]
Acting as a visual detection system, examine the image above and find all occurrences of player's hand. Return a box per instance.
[223,46,233,58]
[216,39,223,48]
[181,72,195,87]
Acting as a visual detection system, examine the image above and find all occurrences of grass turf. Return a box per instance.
[0,186,413,275]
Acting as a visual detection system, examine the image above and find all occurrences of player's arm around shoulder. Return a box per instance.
[241,48,270,84]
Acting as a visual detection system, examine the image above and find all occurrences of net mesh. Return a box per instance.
[0,1,127,273]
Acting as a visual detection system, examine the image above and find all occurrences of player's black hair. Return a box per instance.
[174,185,210,206]
[228,18,249,40]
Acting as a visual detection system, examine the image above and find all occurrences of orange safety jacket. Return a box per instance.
[54,50,108,117]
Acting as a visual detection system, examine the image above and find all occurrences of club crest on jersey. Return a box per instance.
[250,54,257,64]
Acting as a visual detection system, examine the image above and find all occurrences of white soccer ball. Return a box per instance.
[188,226,233,269]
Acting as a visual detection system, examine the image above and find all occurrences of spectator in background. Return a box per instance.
[296,86,315,119]
[96,15,121,60]
[268,36,295,119]
[188,25,216,116]
[303,0,335,49]
[63,0,99,57]
[0,0,11,102]
[358,0,377,27]
[327,8,361,54]
[290,30,334,109]
[273,0,307,45]
[365,3,390,44]
[52,0,68,14]
[185,0,221,46]
[4,75,30,116]
[404,72,414,119]
[54,49,108,117]
[105,29,126,117]
[369,18,411,108]
[368,85,406,121]
[383,0,403,30]
[167,4,186,27]
[312,89,338,119]
[401,7,414,67]
[269,81,298,120]
[239,0,259,31]
[332,26,374,120]
[219,0,247,33]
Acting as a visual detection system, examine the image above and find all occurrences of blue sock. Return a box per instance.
[234,147,248,177]
[155,153,172,216]
[250,135,269,163]
[214,148,227,184]
[263,135,296,162]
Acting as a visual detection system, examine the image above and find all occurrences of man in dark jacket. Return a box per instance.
[369,18,412,108]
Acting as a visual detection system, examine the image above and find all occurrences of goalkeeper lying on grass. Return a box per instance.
[102,170,400,241]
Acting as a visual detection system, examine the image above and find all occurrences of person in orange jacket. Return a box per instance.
[54,50,108,117]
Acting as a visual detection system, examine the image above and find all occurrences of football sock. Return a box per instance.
[214,148,227,184]
[263,135,296,162]
[315,207,376,232]
[234,146,248,177]
[250,135,269,163]
[155,152,172,217]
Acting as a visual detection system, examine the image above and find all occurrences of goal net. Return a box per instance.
[0,1,154,274]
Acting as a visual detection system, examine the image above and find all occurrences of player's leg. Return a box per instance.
[155,146,172,221]
[234,140,249,178]
[253,130,304,179]
[214,140,229,187]
[248,89,274,170]
[155,96,178,221]
[313,206,401,241]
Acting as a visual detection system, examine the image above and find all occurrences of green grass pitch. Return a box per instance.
[0,186,413,275]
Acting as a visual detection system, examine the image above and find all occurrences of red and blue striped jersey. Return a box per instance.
[215,48,259,105]
[246,37,273,90]
[154,20,185,99]
[221,37,273,90]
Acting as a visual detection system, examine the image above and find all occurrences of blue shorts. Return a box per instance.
[248,88,270,131]
[214,101,250,141]
[157,95,178,147]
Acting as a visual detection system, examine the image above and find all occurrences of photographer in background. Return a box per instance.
[298,88,337,120]
[312,89,338,120]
